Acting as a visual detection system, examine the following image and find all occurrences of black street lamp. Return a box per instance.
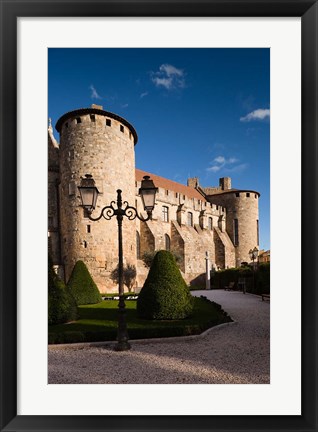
[249,247,259,292]
[78,174,158,351]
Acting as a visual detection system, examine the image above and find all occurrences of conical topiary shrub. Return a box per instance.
[67,260,102,305]
[137,250,194,320]
[48,256,78,325]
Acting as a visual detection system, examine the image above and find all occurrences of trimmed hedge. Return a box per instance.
[137,250,193,320]
[48,256,78,325]
[212,266,252,290]
[212,264,270,295]
[254,263,270,294]
[67,260,102,305]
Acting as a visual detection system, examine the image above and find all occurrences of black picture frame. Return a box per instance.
[1,1,317,431]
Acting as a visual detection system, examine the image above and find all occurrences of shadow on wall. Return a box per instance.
[189,273,206,290]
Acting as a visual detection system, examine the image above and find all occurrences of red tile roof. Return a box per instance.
[135,169,206,201]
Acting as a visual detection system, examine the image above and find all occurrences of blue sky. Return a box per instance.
[48,48,270,250]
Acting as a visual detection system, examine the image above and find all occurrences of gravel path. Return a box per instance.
[48,290,270,384]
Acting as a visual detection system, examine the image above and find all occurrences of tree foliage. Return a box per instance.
[110,263,137,293]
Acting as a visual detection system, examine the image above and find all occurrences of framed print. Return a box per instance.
[0,0,317,431]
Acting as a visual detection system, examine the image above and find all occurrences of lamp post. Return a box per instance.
[78,174,158,351]
[249,246,259,292]
[205,251,210,290]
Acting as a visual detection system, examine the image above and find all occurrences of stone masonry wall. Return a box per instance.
[207,191,259,265]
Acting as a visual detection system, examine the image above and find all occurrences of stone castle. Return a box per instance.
[48,104,260,292]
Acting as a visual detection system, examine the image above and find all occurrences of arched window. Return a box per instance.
[208,217,213,230]
[187,212,193,227]
[233,218,239,245]
[136,231,141,259]
[165,234,170,251]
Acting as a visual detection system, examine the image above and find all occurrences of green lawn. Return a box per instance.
[48,296,231,344]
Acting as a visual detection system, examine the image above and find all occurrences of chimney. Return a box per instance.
[91,104,103,110]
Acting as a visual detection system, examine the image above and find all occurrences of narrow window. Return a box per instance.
[234,218,239,245]
[162,206,169,222]
[120,125,124,133]
[83,241,87,248]
[90,114,95,122]
[129,131,132,140]
[246,192,250,197]
[165,234,171,251]
[187,212,193,227]
[136,231,141,259]
[257,220,259,245]
[255,194,257,199]
[175,192,178,198]
[68,181,76,196]
[208,217,213,230]
[183,195,185,200]
[76,117,81,124]
[235,192,240,197]
[87,225,91,234]
[106,118,111,126]
[165,190,169,196]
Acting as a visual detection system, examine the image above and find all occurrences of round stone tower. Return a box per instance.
[55,104,138,292]
[224,191,260,265]
[206,177,260,267]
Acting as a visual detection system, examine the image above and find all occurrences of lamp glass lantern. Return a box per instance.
[252,247,259,260]
[139,176,158,212]
[78,174,100,211]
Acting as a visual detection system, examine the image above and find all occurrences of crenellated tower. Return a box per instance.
[55,105,138,291]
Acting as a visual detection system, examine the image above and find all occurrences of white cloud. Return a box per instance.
[240,108,270,122]
[152,77,173,89]
[208,165,221,173]
[151,63,185,90]
[159,64,183,77]
[207,156,246,174]
[214,156,225,164]
[89,84,102,99]
[140,92,149,99]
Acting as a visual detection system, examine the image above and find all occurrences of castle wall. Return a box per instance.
[48,129,61,269]
[57,108,137,292]
[50,106,261,293]
[134,181,222,286]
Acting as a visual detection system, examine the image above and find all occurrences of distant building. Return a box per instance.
[48,105,260,292]
[258,249,270,263]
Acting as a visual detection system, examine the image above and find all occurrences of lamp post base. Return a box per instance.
[114,341,131,351]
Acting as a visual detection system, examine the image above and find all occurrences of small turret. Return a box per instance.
[219,177,231,191]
